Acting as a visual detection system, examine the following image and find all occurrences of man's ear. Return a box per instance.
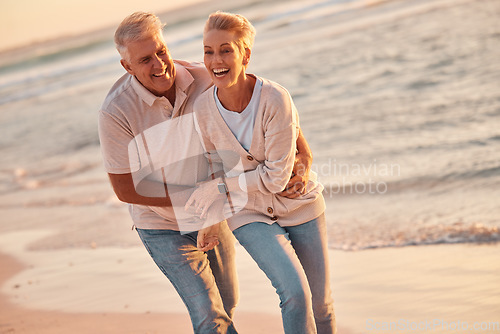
[120,59,134,75]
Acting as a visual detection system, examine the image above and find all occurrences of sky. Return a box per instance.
[0,0,208,51]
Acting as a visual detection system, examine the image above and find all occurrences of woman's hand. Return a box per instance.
[185,178,221,219]
[197,222,220,252]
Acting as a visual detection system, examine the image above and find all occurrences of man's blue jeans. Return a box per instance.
[137,221,239,334]
[233,214,336,334]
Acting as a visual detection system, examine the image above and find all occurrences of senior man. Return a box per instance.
[98,12,313,333]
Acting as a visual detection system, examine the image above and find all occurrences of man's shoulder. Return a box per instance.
[174,59,211,87]
[174,59,205,73]
[101,73,136,113]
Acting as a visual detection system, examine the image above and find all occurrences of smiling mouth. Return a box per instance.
[213,68,229,77]
[152,68,167,78]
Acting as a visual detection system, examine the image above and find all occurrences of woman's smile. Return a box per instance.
[213,68,230,77]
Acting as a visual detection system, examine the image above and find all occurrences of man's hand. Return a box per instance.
[279,152,311,198]
[197,222,220,252]
[279,128,313,198]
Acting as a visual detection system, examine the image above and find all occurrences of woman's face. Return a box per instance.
[203,29,248,90]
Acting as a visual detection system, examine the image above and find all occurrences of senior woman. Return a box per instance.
[186,11,336,334]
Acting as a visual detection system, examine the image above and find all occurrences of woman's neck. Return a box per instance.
[216,74,257,113]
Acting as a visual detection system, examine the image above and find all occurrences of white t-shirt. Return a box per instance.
[214,77,263,151]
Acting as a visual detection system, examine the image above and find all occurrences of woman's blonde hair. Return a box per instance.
[204,11,256,54]
[114,12,165,61]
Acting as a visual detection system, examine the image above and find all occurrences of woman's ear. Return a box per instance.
[243,48,252,65]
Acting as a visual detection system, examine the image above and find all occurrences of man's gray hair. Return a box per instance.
[114,12,165,61]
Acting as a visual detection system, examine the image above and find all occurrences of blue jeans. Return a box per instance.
[137,221,239,334]
[233,214,336,334]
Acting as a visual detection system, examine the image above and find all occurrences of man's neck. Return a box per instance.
[134,76,176,106]
[163,83,176,106]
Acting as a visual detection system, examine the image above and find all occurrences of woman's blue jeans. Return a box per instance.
[137,221,239,334]
[233,214,336,334]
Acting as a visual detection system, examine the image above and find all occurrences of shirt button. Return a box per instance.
[267,207,273,214]
[271,216,278,221]
[247,155,254,161]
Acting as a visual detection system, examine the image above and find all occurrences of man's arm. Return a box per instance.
[108,172,180,207]
[279,128,313,198]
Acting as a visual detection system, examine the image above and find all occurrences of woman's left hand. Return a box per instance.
[185,178,221,219]
[197,222,220,252]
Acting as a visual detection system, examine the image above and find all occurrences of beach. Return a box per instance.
[1,232,499,333]
[1,0,499,332]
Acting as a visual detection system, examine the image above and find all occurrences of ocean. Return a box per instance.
[1,0,499,251]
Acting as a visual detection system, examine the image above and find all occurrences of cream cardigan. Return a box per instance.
[193,76,325,231]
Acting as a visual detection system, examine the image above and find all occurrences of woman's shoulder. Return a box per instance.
[256,76,294,113]
[193,85,216,109]
[257,76,293,106]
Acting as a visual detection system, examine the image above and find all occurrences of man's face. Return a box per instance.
[120,32,176,97]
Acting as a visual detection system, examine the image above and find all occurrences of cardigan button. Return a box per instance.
[270,216,278,221]
[267,207,274,214]
[247,155,254,161]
